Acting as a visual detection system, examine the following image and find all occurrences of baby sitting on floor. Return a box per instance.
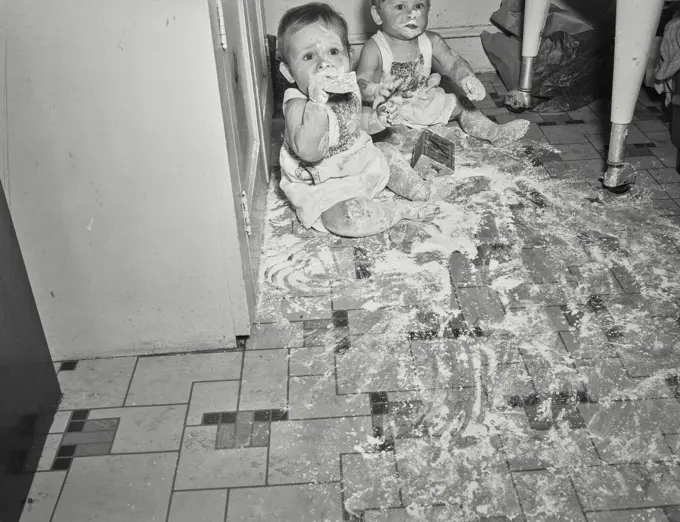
[276,2,443,237]
[356,0,530,150]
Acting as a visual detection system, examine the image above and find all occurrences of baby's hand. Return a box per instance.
[308,72,330,105]
[377,99,403,126]
[425,73,441,89]
[461,76,486,101]
[371,75,404,109]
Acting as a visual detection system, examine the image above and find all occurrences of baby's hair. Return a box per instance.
[277,2,351,64]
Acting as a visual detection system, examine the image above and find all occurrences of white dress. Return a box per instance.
[279,86,390,231]
[371,31,457,128]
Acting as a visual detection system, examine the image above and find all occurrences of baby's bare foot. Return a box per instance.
[490,119,531,147]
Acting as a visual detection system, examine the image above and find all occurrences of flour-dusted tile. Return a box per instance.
[502,429,600,471]
[525,357,582,398]
[579,400,680,463]
[542,159,607,179]
[186,380,239,425]
[125,352,242,406]
[633,170,670,199]
[649,168,680,184]
[288,375,369,419]
[456,286,505,326]
[653,199,680,215]
[51,453,176,522]
[513,469,585,521]
[168,490,227,522]
[486,363,534,407]
[289,345,335,376]
[88,404,186,453]
[239,350,287,411]
[571,463,680,511]
[560,330,616,360]
[396,438,521,518]
[574,358,670,402]
[227,483,344,522]
[364,506,454,522]
[175,426,267,489]
[410,339,473,389]
[336,335,418,394]
[251,321,303,349]
[268,417,372,484]
[348,307,406,335]
[20,471,67,522]
[651,145,678,168]
[342,453,401,514]
[586,509,670,522]
[58,357,137,410]
[661,182,680,200]
[281,295,332,321]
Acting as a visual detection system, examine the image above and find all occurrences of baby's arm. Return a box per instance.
[356,40,403,108]
[428,31,486,101]
[283,98,330,164]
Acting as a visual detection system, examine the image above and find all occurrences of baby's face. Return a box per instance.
[281,22,350,95]
[373,0,430,41]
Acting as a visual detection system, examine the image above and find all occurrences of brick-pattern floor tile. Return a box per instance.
[503,429,599,471]
[579,400,680,463]
[586,509,670,522]
[398,438,522,518]
[571,463,680,511]
[513,470,586,521]
[342,453,401,514]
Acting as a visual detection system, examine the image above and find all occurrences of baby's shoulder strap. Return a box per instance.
[371,31,393,80]
[283,88,308,105]
[417,33,433,76]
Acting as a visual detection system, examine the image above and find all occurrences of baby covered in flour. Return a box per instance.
[277,2,445,237]
[356,0,530,149]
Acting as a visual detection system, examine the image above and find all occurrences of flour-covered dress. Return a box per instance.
[279,86,390,231]
[371,30,457,128]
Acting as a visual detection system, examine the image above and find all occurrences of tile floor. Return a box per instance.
[20,75,680,521]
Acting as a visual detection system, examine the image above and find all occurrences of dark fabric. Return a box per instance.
[483,0,616,112]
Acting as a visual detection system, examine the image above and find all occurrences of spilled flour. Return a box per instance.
[256,123,680,521]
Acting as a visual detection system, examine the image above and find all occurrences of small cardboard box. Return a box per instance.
[411,129,455,178]
[321,72,357,93]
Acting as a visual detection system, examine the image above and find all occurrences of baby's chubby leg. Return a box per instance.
[452,99,530,147]
[375,142,431,201]
[321,197,433,238]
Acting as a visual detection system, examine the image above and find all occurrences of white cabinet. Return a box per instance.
[0,0,271,360]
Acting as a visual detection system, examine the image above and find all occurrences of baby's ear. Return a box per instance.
[370,5,383,25]
[279,62,295,84]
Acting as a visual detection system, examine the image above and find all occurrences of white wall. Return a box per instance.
[264,0,502,72]
[0,0,248,360]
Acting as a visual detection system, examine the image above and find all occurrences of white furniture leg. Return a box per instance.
[505,0,551,112]
[604,0,665,190]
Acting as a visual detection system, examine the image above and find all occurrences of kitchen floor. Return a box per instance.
[21,74,680,522]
